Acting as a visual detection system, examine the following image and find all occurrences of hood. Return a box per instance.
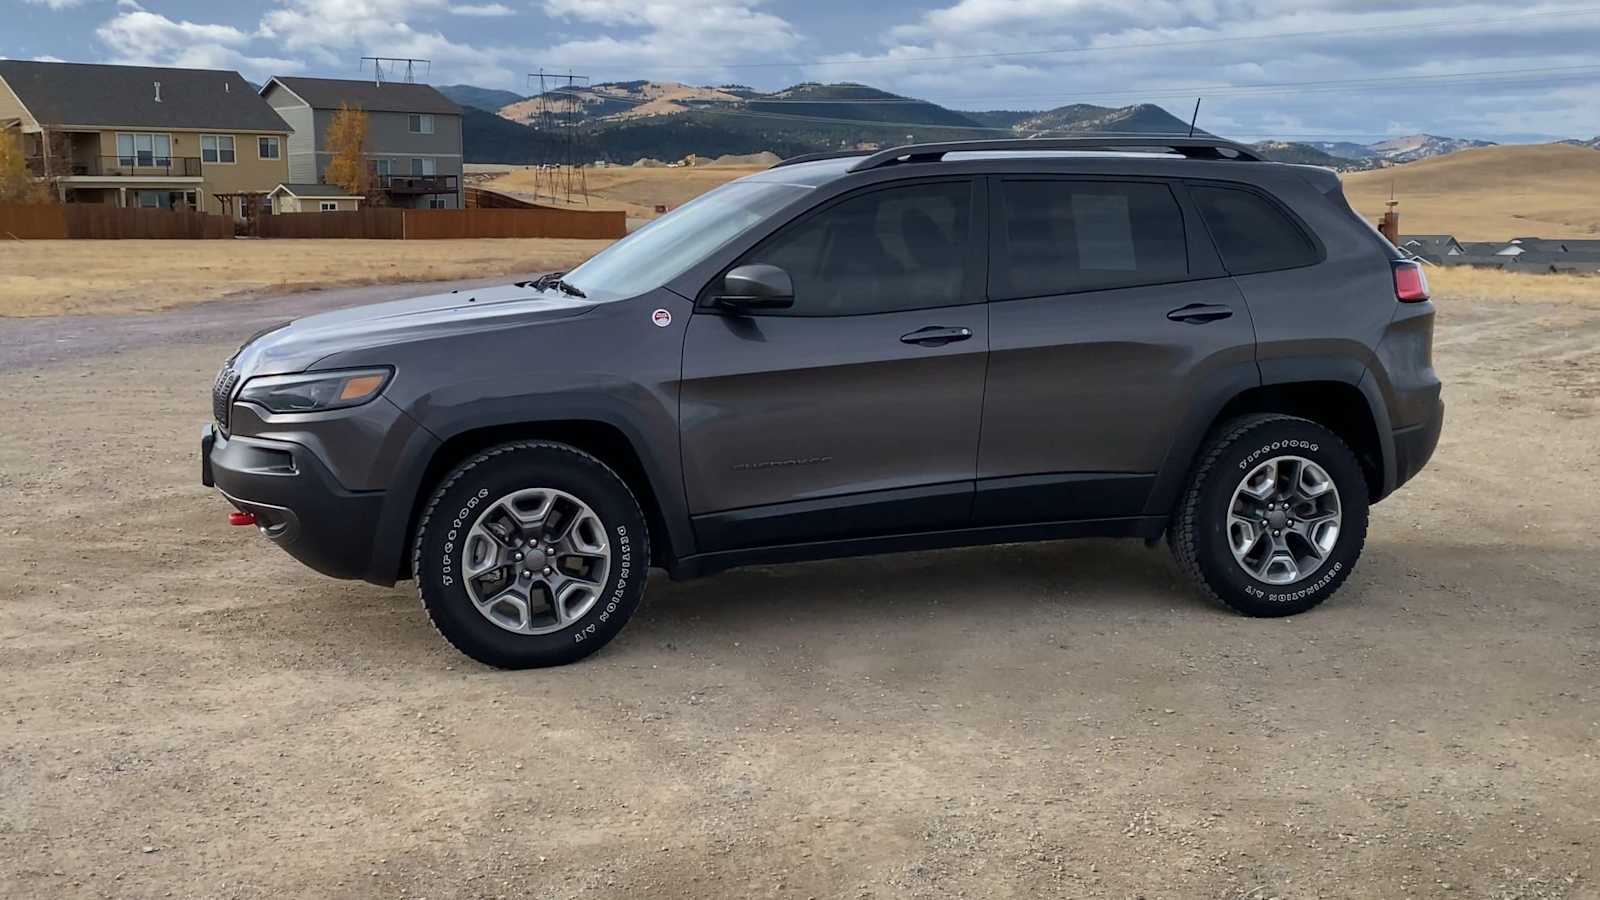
[232,282,595,375]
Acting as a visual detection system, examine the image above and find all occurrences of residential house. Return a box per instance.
[0,60,290,217]
[260,77,464,209]
[266,183,365,213]
[1397,234,1466,263]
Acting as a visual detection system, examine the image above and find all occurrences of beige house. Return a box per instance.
[0,60,290,218]
[267,183,364,213]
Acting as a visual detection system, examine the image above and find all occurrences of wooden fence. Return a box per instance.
[0,204,67,239]
[256,208,405,240]
[403,208,626,240]
[256,207,626,240]
[0,204,231,239]
[1,204,625,241]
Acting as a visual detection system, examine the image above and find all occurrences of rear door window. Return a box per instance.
[992,179,1189,299]
[1189,184,1320,274]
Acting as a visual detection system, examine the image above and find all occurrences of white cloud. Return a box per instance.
[25,0,88,10]
[95,8,302,79]
[451,3,516,15]
[815,0,1600,140]
[539,0,801,79]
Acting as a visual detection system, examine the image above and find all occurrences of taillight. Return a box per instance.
[1393,261,1430,303]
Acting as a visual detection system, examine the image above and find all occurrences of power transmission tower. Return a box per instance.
[361,56,432,85]
[526,69,591,206]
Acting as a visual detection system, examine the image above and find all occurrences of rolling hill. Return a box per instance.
[1342,143,1600,239]
[437,84,525,113]
[447,78,1527,172]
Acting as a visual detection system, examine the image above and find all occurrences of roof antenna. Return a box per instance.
[1188,97,1202,138]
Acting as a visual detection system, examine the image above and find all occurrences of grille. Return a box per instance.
[212,363,240,430]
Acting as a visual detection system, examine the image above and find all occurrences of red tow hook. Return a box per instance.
[228,511,258,527]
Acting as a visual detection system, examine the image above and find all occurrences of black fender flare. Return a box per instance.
[1140,356,1396,521]
[364,393,695,586]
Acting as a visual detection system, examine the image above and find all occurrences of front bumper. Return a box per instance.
[202,423,386,581]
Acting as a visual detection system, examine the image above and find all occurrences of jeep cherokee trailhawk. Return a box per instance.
[202,137,1444,668]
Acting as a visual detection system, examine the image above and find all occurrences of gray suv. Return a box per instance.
[202,137,1443,668]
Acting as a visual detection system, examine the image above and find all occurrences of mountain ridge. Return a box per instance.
[443,79,1549,168]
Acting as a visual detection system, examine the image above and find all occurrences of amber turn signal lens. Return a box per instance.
[339,374,387,402]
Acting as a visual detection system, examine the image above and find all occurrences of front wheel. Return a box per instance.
[413,441,650,668]
[1170,414,1370,617]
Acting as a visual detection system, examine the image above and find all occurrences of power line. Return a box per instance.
[598,6,1600,72]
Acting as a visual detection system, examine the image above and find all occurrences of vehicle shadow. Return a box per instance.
[639,537,1191,627]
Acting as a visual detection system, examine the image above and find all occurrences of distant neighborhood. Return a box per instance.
[1398,235,1600,274]
[0,60,464,220]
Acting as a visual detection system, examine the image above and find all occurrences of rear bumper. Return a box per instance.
[1391,399,1443,492]
[203,424,385,581]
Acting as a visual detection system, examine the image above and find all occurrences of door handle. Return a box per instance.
[1166,303,1234,324]
[900,326,973,347]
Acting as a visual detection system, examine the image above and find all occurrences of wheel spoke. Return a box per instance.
[1296,461,1335,499]
[477,582,535,633]
[462,532,504,579]
[1240,460,1277,499]
[1228,514,1265,558]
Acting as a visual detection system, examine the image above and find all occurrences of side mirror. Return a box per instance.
[714,264,794,311]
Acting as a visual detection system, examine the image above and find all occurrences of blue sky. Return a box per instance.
[6,0,1600,142]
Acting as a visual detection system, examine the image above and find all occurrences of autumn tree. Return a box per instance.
[323,103,371,197]
[0,129,51,204]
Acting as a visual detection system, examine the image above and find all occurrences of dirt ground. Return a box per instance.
[0,239,613,317]
[2,273,1599,900]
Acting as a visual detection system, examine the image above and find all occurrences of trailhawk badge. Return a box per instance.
[651,309,672,328]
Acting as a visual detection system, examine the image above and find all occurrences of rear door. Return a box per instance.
[679,178,990,552]
[974,175,1258,525]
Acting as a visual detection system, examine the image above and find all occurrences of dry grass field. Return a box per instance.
[1343,144,1600,240]
[482,163,762,221]
[0,238,613,317]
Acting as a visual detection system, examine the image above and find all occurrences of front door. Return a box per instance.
[680,178,989,552]
[974,176,1258,525]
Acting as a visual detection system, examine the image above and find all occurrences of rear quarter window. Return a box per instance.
[1189,184,1320,275]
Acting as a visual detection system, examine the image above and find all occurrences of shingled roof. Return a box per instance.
[265,77,461,116]
[0,60,289,131]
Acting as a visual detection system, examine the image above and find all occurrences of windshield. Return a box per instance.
[563,180,810,300]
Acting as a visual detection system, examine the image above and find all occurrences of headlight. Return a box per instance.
[237,368,392,414]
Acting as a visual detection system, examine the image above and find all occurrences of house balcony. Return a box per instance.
[27,156,204,178]
[379,174,459,195]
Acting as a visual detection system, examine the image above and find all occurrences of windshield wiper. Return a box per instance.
[532,271,586,298]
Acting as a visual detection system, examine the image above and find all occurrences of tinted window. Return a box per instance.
[564,181,809,301]
[739,180,972,316]
[1190,184,1319,274]
[994,180,1188,298]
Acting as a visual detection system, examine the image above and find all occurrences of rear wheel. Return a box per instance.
[413,441,650,668]
[1171,415,1369,617]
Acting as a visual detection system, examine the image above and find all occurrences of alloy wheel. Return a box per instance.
[461,487,611,634]
[1226,455,1342,585]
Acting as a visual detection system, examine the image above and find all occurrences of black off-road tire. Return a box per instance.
[1170,414,1369,617]
[413,441,650,668]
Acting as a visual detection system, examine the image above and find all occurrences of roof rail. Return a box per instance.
[847,137,1264,172]
[770,149,875,169]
